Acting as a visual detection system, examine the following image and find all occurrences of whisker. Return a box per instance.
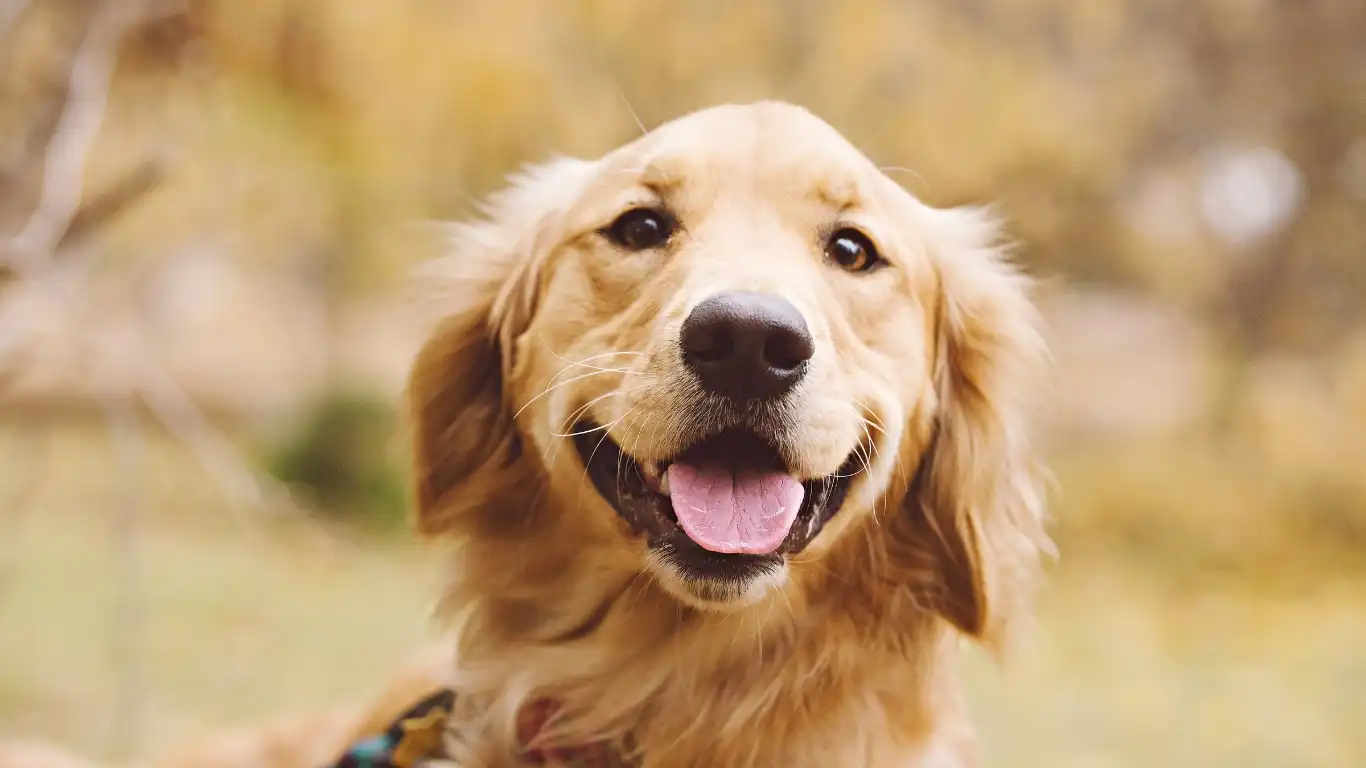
[852,399,903,525]
[827,425,873,481]
[552,383,648,439]
[557,396,604,436]
[879,164,929,190]
[850,399,887,435]
[617,409,647,491]
[615,84,649,136]
[624,411,653,460]
[855,416,880,469]
[617,407,658,494]
[620,568,651,612]
[853,417,880,526]
[828,465,870,480]
[543,345,645,379]
[611,397,656,496]
[642,410,666,463]
[576,406,636,513]
[858,417,886,436]
[513,369,626,421]
[774,581,796,622]
[550,417,626,439]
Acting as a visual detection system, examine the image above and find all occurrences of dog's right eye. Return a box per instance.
[603,208,675,250]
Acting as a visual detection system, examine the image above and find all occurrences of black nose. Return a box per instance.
[679,291,815,402]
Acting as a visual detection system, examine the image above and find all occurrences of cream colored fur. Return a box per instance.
[406,101,1051,767]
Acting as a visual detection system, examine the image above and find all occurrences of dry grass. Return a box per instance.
[967,561,1365,767]
[0,423,1362,766]
[0,422,442,760]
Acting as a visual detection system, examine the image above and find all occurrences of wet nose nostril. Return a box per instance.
[683,326,735,364]
[763,329,815,371]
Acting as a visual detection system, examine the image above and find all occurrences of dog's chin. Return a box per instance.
[572,420,859,612]
[647,545,789,611]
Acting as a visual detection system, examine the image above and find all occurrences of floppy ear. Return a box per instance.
[406,157,595,536]
[907,206,1051,645]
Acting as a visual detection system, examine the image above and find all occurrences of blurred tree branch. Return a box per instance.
[2,2,319,756]
[57,159,162,250]
[3,0,147,272]
[2,0,300,508]
[1,0,152,379]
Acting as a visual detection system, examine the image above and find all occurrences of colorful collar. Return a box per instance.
[325,688,628,767]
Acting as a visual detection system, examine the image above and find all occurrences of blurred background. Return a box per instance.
[2,0,1364,765]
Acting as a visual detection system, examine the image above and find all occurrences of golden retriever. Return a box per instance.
[401,100,1050,766]
[0,100,1049,768]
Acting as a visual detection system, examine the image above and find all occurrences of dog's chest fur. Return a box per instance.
[445,581,976,768]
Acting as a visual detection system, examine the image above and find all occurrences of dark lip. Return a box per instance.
[571,420,859,580]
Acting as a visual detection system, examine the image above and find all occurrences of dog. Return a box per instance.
[0,100,1050,768]
[401,100,1051,767]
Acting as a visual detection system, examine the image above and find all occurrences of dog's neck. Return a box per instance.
[441,519,974,767]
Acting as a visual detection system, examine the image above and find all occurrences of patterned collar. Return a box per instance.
[325,688,630,767]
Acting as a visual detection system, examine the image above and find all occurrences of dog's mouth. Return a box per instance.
[573,421,858,581]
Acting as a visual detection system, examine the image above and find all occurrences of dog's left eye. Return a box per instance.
[826,228,883,273]
[604,208,675,250]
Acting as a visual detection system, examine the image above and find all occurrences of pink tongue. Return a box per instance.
[666,462,805,555]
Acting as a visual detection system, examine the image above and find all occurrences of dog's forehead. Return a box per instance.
[608,102,883,208]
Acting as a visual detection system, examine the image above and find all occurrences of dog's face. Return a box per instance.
[410,102,1046,640]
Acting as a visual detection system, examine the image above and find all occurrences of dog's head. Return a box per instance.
[409,102,1047,643]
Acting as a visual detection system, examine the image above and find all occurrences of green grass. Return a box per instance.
[0,423,1362,766]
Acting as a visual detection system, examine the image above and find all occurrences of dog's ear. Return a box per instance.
[906,206,1051,645]
[406,157,596,536]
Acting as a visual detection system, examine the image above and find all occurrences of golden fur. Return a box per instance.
[406,101,1050,767]
[0,100,1049,768]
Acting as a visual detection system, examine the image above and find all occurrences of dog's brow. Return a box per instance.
[811,180,863,214]
[639,163,685,195]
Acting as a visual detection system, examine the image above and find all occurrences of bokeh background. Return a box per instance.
[2,1,1364,766]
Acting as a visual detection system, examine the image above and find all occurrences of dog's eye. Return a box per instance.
[826,228,882,273]
[604,208,674,250]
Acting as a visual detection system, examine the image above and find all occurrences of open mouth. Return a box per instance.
[572,421,858,581]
